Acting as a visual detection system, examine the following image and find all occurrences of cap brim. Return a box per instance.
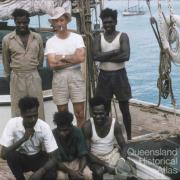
[48,13,71,24]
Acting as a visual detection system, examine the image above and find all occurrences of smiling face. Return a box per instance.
[22,107,38,129]
[102,16,117,34]
[15,16,29,35]
[92,104,107,126]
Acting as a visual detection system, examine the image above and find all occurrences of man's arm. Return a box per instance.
[2,37,11,77]
[114,120,127,159]
[1,128,34,160]
[47,47,85,70]
[62,47,86,64]
[93,33,130,63]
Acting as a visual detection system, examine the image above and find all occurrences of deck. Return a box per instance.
[0,99,180,179]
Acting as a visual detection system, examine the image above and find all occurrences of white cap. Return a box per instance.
[48,7,71,23]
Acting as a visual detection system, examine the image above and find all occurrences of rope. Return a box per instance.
[76,0,98,118]
[146,0,176,107]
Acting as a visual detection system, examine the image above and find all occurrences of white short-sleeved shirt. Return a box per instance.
[45,32,85,69]
[0,117,58,155]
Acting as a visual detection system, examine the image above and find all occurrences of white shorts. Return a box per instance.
[52,68,86,105]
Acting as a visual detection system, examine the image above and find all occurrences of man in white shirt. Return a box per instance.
[45,7,86,128]
[0,96,58,180]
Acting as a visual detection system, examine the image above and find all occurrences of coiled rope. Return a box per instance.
[146,0,176,107]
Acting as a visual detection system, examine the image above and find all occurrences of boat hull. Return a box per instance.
[122,11,145,16]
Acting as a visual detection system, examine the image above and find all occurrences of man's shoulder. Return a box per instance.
[70,32,83,39]
[36,119,49,126]
[30,31,42,40]
[82,119,92,137]
[5,117,23,130]
[46,35,56,43]
[83,119,91,128]
[9,116,22,123]
[35,119,51,131]
[2,31,16,41]
[120,32,129,39]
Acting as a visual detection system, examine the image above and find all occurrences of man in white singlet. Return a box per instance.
[93,8,132,140]
[82,96,137,180]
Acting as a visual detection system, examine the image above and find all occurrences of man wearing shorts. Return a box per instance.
[93,8,132,139]
[45,7,86,127]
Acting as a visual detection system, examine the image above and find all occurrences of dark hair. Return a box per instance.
[18,96,39,113]
[53,111,73,127]
[100,8,117,21]
[12,8,30,22]
[90,96,108,111]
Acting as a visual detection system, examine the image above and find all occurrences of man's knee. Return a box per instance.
[83,166,93,179]
[57,170,68,180]
[6,150,21,164]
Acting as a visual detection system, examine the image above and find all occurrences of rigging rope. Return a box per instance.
[76,0,98,117]
[146,0,176,107]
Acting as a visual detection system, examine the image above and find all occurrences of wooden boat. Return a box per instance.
[0,0,179,179]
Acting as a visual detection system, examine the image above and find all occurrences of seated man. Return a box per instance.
[0,96,58,180]
[52,111,92,180]
[82,96,137,180]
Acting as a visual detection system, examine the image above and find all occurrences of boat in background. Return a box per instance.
[122,0,145,16]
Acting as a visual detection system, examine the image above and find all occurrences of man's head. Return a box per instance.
[90,96,108,126]
[48,7,71,32]
[100,8,117,34]
[12,9,30,35]
[18,96,39,129]
[53,111,73,138]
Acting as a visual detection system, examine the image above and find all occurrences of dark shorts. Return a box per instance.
[96,68,132,101]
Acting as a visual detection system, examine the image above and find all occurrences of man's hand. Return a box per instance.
[23,128,35,141]
[69,170,84,180]
[29,168,45,180]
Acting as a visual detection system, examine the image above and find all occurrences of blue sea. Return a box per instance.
[1,0,180,108]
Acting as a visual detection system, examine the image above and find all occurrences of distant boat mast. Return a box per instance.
[122,0,145,16]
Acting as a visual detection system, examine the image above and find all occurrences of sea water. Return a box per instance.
[0,0,180,108]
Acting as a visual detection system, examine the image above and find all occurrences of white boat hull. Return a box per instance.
[122,11,145,16]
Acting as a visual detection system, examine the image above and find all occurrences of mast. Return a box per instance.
[73,0,98,117]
